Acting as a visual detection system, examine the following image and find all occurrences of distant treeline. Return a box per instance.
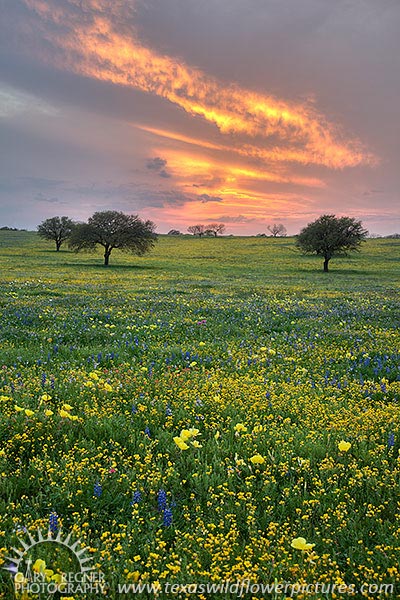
[0,226,27,231]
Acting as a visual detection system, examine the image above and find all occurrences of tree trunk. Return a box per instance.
[56,241,61,251]
[323,258,329,272]
[104,248,111,266]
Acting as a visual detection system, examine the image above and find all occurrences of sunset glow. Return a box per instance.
[0,0,398,233]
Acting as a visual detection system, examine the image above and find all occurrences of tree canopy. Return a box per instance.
[268,223,287,237]
[37,216,75,251]
[205,223,226,237]
[187,225,205,237]
[69,211,157,265]
[296,214,368,271]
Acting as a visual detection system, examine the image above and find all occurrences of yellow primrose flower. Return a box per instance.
[0,449,6,458]
[180,429,192,441]
[189,361,197,367]
[89,372,99,380]
[291,537,315,551]
[338,440,352,452]
[44,568,54,579]
[45,409,53,416]
[188,427,200,437]
[173,437,189,450]
[199,341,206,346]
[191,440,203,448]
[250,454,265,464]
[103,383,113,392]
[59,409,71,418]
[62,404,73,411]
[14,405,24,412]
[215,431,220,440]
[33,559,46,573]
[41,393,51,402]
[24,409,34,417]
[234,423,247,433]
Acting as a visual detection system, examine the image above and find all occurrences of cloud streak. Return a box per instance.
[21,0,375,169]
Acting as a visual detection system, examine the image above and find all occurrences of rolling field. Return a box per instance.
[0,232,399,599]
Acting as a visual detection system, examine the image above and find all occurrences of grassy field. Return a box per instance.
[0,232,399,599]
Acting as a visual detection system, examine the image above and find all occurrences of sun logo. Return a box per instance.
[3,528,105,596]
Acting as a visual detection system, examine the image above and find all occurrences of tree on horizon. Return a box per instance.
[296,214,368,272]
[69,211,157,266]
[37,216,75,251]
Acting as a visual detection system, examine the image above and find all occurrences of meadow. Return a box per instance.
[0,231,399,599]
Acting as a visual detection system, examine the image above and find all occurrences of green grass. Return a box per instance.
[1,231,399,291]
[0,231,399,599]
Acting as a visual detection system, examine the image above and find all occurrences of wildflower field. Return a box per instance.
[0,231,399,599]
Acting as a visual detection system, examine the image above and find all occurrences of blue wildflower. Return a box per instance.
[388,432,395,448]
[49,512,58,535]
[94,482,102,498]
[157,489,167,511]
[132,490,142,504]
[163,507,173,527]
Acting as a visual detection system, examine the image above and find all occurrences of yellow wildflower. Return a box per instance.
[191,440,203,448]
[33,559,46,573]
[250,454,265,464]
[338,440,351,452]
[173,437,189,450]
[234,423,247,433]
[291,537,315,551]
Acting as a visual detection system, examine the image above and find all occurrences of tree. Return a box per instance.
[296,214,368,272]
[187,225,205,237]
[167,229,181,236]
[69,211,157,266]
[37,216,75,251]
[205,223,226,237]
[268,223,287,237]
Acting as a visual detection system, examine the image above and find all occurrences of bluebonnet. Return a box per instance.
[165,405,173,417]
[163,507,173,527]
[49,512,58,535]
[157,489,167,511]
[144,426,151,438]
[94,482,102,498]
[132,490,142,504]
[388,432,395,448]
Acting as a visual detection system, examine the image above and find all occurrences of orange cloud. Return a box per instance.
[136,124,325,188]
[23,0,375,169]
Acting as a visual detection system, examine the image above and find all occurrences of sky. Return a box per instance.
[0,0,399,235]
